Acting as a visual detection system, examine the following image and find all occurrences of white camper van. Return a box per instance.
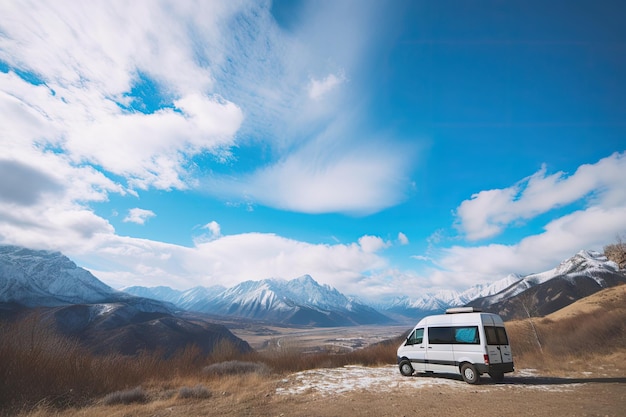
[396,307,514,384]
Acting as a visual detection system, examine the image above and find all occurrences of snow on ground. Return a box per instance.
[275,365,579,396]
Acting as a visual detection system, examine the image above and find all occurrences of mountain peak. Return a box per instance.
[0,245,118,307]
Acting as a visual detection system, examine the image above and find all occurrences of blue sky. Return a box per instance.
[0,0,625,301]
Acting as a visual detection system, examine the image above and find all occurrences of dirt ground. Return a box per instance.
[263,366,626,417]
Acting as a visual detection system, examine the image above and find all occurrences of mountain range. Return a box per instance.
[0,245,251,356]
[2,244,625,336]
[125,275,392,327]
[123,249,626,324]
[468,249,626,319]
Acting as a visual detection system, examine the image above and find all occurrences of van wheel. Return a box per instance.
[489,372,504,382]
[461,364,479,384]
[399,360,414,376]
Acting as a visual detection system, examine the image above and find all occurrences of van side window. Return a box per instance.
[485,326,509,345]
[429,327,453,344]
[428,326,480,344]
[454,326,479,344]
[406,328,424,345]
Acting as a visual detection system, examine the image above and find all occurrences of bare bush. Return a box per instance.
[203,360,271,376]
[101,387,146,406]
[604,237,626,269]
[178,384,212,399]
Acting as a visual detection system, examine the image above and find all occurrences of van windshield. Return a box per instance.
[484,326,509,345]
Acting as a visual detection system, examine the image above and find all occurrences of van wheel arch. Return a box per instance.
[399,359,414,376]
[460,363,480,384]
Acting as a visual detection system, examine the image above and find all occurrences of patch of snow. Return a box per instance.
[275,366,581,396]
[275,365,464,396]
[94,304,116,316]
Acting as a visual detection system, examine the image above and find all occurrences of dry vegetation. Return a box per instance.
[1,285,625,416]
[604,238,626,269]
[0,312,400,416]
[505,283,626,374]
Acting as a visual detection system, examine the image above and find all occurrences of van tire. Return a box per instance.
[489,372,504,382]
[399,360,414,376]
[461,363,479,384]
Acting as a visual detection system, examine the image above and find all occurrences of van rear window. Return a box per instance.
[428,326,479,344]
[484,326,509,345]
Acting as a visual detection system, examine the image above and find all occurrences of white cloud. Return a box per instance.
[429,193,626,290]
[398,232,409,245]
[193,220,222,244]
[358,235,391,253]
[411,152,626,290]
[0,1,245,192]
[65,94,243,190]
[456,152,626,240]
[124,208,155,225]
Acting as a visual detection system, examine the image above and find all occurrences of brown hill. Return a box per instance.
[505,283,626,364]
[545,282,626,320]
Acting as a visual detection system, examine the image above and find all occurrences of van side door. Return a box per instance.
[426,327,455,373]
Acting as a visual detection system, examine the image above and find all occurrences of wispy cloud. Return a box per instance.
[308,71,346,100]
[239,142,413,215]
[202,221,222,238]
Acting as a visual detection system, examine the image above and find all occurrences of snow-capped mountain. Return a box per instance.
[0,245,171,312]
[381,274,522,320]
[380,251,625,321]
[458,274,523,301]
[0,245,120,307]
[123,285,226,311]
[127,275,393,327]
[191,275,392,326]
[0,245,251,356]
[121,285,182,302]
[467,250,626,319]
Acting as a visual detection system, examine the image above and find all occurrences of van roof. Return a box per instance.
[445,307,482,314]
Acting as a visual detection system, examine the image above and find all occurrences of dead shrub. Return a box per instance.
[203,360,271,376]
[101,386,147,406]
[178,384,212,399]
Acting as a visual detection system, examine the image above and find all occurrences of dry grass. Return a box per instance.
[506,284,626,373]
[0,313,401,416]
